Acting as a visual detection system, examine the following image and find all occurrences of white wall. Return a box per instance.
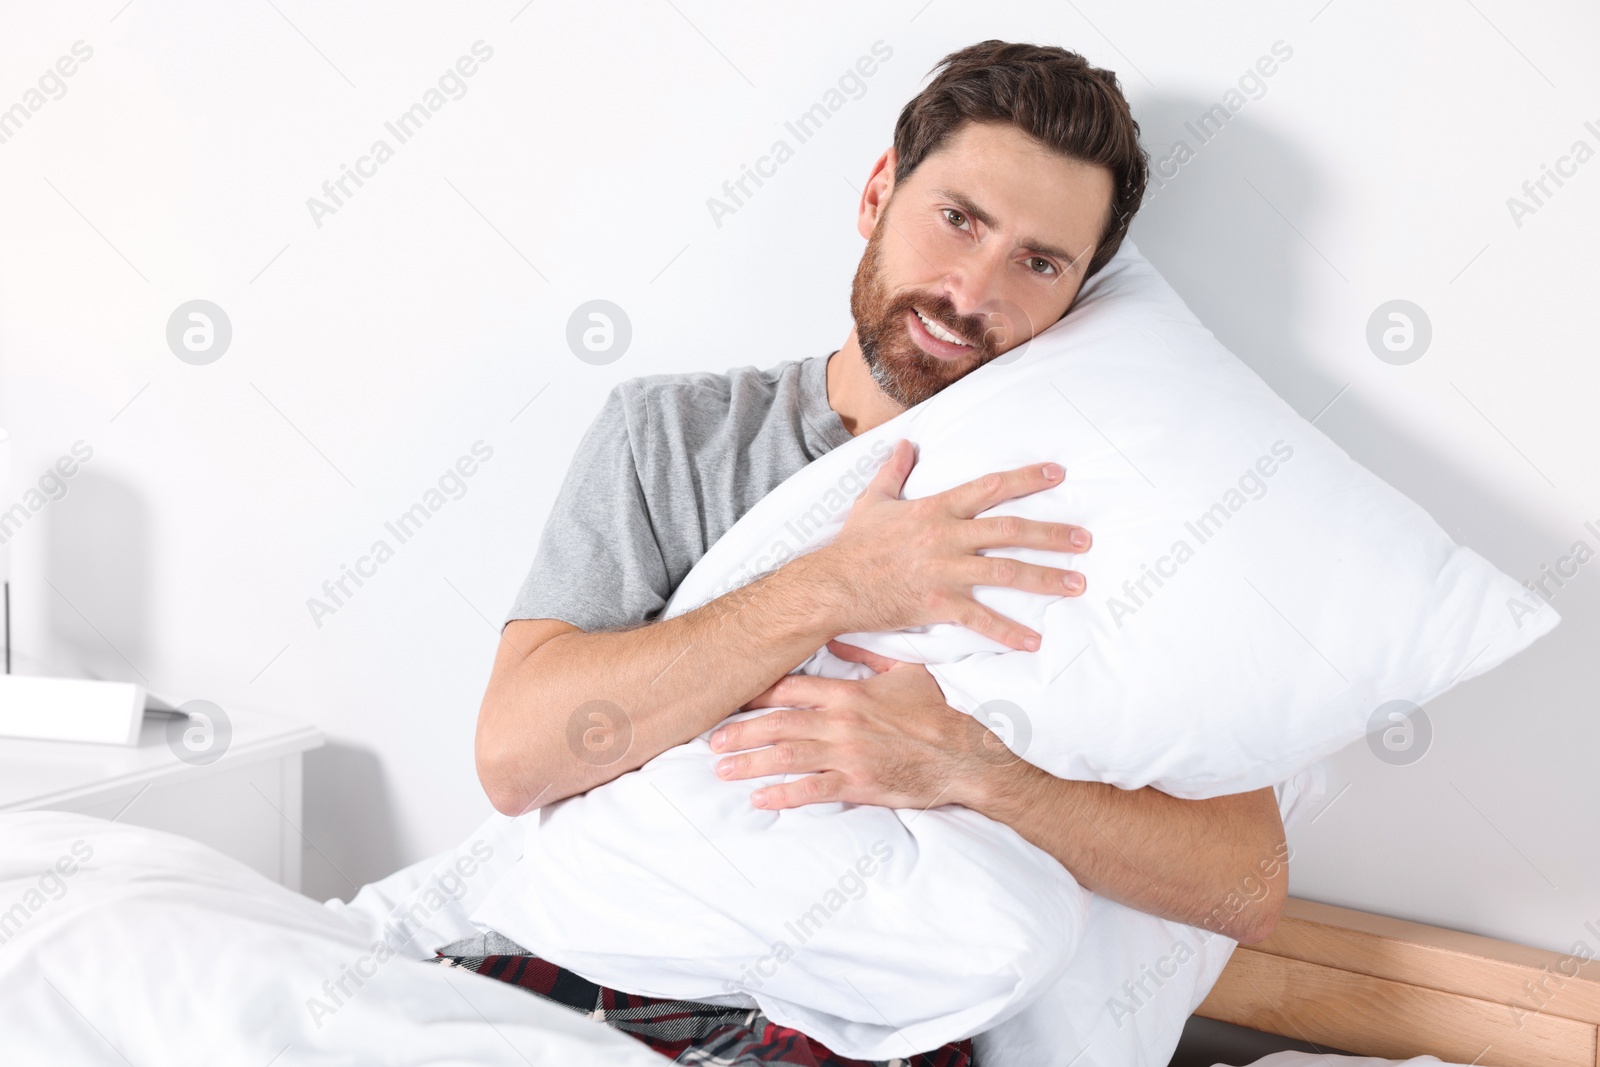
[1,0,1594,958]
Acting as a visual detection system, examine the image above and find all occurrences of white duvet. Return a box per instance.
[0,799,1485,1067]
[0,810,658,1066]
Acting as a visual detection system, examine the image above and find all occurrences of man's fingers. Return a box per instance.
[712,698,837,752]
[738,683,781,712]
[737,673,845,713]
[716,739,830,781]
[964,515,1091,554]
[966,554,1086,597]
[751,770,849,810]
[856,438,916,504]
[940,462,1065,519]
[953,597,1042,652]
[714,707,800,752]
[826,639,904,673]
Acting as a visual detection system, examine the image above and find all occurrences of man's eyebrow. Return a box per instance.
[932,187,1089,274]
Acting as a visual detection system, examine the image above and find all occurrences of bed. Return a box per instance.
[1181,896,1600,1066]
[2,810,1591,1066]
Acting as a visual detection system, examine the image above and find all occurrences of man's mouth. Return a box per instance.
[905,307,976,360]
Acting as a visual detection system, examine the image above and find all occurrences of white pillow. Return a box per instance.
[972,760,1327,1067]
[471,237,1559,1061]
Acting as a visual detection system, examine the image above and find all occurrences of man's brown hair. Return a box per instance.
[891,40,1149,282]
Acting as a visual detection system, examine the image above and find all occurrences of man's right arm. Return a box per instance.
[476,551,846,815]
[475,440,1091,815]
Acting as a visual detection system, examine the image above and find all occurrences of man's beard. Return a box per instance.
[848,217,1003,410]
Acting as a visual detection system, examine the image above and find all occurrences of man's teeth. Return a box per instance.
[916,309,971,346]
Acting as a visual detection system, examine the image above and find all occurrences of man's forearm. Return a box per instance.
[476,551,845,815]
[968,764,1289,943]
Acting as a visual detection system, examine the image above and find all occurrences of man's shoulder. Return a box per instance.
[610,358,808,428]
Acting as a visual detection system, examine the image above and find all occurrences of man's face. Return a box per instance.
[849,121,1115,409]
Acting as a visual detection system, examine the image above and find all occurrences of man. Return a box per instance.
[467,40,1288,1065]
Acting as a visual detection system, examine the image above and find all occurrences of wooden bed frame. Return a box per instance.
[1197,897,1600,1066]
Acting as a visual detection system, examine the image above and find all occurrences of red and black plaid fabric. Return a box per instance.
[430,949,976,1067]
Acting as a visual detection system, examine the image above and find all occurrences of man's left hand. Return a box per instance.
[710,638,1291,943]
[709,639,1006,811]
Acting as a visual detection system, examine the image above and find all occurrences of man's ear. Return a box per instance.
[856,146,898,240]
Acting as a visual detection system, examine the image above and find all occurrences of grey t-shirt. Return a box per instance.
[506,353,852,631]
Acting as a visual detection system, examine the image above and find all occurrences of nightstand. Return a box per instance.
[0,702,324,891]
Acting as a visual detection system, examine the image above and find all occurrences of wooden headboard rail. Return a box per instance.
[1197,898,1600,1067]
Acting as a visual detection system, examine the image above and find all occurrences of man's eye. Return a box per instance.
[1028,256,1057,275]
[943,208,968,229]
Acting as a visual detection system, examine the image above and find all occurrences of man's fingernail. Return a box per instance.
[710,730,725,750]
[716,759,731,778]
[1070,529,1090,549]
[1042,463,1063,480]
[751,790,768,808]
[1023,633,1041,651]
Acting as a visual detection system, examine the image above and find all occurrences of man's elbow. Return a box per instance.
[1230,878,1287,944]
[476,742,524,816]
[483,778,532,818]
[1232,900,1283,945]
[474,619,581,816]
[1228,793,1290,945]
[475,715,544,817]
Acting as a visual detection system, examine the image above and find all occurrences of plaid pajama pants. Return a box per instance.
[430,933,977,1067]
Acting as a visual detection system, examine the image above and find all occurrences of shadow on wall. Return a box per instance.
[43,469,151,682]
[40,468,409,902]
[302,742,408,903]
[1128,93,1564,575]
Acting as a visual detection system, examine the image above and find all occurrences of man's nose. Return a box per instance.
[938,243,1011,321]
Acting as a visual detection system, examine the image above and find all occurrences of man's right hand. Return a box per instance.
[804,438,1090,651]
[478,439,1090,814]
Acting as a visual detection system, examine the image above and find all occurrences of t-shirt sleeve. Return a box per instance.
[503,383,673,632]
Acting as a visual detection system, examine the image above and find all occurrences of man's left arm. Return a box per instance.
[969,764,1290,944]
[710,640,1289,944]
